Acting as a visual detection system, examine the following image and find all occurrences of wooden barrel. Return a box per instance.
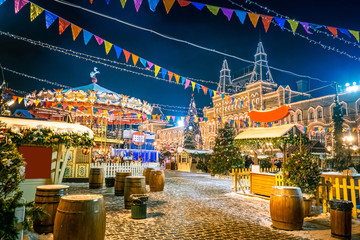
[89,168,104,189]
[114,172,132,196]
[149,170,165,192]
[124,176,146,209]
[53,194,106,240]
[143,168,154,185]
[33,185,69,234]
[270,186,304,230]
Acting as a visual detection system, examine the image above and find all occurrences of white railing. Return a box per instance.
[91,162,159,178]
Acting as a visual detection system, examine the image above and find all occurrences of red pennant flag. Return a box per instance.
[168,71,174,82]
[12,96,18,101]
[46,102,52,107]
[327,26,338,37]
[177,0,190,7]
[127,112,131,117]
[118,112,123,117]
[71,24,82,40]
[59,18,70,35]
[157,115,161,120]
[261,15,273,32]
[90,0,93,3]
[123,50,131,63]
[201,86,208,95]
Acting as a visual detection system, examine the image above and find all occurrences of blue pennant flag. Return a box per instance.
[0,0,6,6]
[114,45,122,59]
[139,58,147,67]
[148,0,160,12]
[310,23,323,29]
[235,10,247,24]
[181,77,186,85]
[196,83,200,93]
[147,114,151,119]
[231,98,235,103]
[45,11,58,29]
[209,89,213,97]
[83,30,93,45]
[105,0,110,4]
[161,68,168,79]
[191,2,205,10]
[57,104,62,108]
[217,117,221,122]
[274,17,286,30]
[338,28,351,38]
[221,94,225,99]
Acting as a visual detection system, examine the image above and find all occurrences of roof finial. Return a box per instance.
[90,67,100,83]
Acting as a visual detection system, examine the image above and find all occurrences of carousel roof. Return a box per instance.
[67,83,120,96]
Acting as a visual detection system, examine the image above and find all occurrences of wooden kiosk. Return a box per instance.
[1,116,93,201]
[176,149,212,172]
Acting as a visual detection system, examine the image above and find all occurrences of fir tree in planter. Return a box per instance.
[209,122,243,175]
[0,135,45,240]
[283,152,321,197]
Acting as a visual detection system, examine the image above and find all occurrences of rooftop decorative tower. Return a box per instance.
[249,41,274,84]
[217,59,232,94]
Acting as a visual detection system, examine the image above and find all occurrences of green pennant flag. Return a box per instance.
[287,19,299,35]
[206,5,220,15]
[349,30,359,42]
[120,0,127,8]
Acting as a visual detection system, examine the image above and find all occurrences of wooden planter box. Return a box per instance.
[250,172,276,197]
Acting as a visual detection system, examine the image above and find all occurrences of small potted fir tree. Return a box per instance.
[283,152,321,217]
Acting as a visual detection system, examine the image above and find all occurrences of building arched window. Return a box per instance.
[317,109,322,119]
[297,113,302,121]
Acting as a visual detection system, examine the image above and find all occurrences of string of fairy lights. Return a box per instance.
[231,0,360,48]
[227,0,360,62]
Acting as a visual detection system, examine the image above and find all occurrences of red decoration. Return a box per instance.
[248,105,291,123]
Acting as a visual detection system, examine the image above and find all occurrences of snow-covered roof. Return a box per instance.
[0,116,93,137]
[235,124,297,140]
[183,149,213,154]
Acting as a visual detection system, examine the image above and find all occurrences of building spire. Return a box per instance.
[217,58,232,93]
[249,40,274,84]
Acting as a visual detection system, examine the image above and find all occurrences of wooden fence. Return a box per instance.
[91,162,159,178]
[232,168,360,219]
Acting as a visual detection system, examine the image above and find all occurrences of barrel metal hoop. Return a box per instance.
[35,201,60,204]
[57,209,100,215]
[271,194,302,198]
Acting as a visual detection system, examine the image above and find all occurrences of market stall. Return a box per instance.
[0,116,93,201]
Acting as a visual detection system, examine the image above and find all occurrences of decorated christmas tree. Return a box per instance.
[209,122,243,175]
[183,95,202,149]
[331,98,349,171]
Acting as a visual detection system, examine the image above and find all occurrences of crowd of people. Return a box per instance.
[92,151,144,164]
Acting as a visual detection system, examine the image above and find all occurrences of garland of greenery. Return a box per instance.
[3,127,94,149]
[234,133,309,148]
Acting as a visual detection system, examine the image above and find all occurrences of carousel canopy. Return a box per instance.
[67,83,119,95]
[235,124,298,140]
[0,116,93,137]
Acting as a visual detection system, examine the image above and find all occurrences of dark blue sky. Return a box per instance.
[1,0,360,116]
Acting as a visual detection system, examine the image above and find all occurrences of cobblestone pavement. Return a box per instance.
[67,171,307,240]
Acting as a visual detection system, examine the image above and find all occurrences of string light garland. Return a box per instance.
[152,103,203,111]
[3,67,70,88]
[227,0,360,62]
[53,0,323,82]
[231,0,360,48]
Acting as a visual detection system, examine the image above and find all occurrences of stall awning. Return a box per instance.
[0,116,93,137]
[235,124,297,140]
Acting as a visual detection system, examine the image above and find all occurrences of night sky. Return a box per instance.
[1,0,360,117]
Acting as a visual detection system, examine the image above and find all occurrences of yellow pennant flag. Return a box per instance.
[206,5,220,15]
[234,99,238,105]
[137,113,141,119]
[166,116,171,121]
[213,90,217,96]
[329,127,332,132]
[104,41,113,55]
[154,65,161,76]
[103,110,108,115]
[191,81,196,91]
[353,128,356,132]
[120,0,127,8]
[222,118,226,124]
[30,3,44,22]
[249,121,252,127]
[287,19,299,35]
[35,100,40,106]
[163,0,175,14]
[248,13,260,28]
[174,74,180,84]
[132,54,139,66]
[68,105,73,111]
[318,127,322,132]
[152,115,156,119]
[195,117,199,122]
[349,30,359,42]
[71,24,82,41]
[18,97,24,103]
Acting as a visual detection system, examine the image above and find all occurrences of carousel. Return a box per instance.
[24,68,154,179]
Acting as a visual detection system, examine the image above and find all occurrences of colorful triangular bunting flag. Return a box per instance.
[30,3,43,22]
